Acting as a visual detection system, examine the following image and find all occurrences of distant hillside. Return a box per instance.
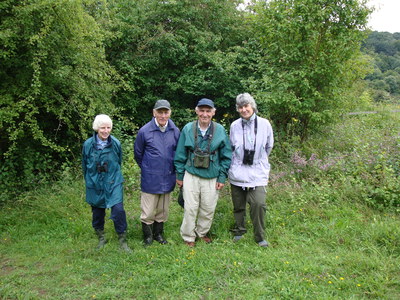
[362,31,400,103]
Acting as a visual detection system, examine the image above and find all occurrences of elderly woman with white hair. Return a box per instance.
[82,114,131,252]
[228,93,274,247]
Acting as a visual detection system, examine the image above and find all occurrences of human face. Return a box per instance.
[196,106,215,128]
[153,108,171,127]
[238,103,254,120]
[97,123,112,141]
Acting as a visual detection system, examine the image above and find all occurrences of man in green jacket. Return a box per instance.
[174,98,232,247]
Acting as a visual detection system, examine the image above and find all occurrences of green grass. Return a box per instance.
[1,108,399,299]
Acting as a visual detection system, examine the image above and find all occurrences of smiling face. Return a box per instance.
[238,103,254,120]
[153,108,171,127]
[196,106,215,128]
[97,123,112,141]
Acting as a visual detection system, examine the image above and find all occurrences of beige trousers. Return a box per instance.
[140,192,171,224]
[180,171,219,242]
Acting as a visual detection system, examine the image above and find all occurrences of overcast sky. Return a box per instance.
[367,0,400,33]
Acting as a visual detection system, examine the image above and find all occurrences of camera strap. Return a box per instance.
[193,120,215,153]
[242,116,257,151]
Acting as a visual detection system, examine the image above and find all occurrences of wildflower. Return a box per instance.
[291,152,307,167]
[328,281,332,284]
[357,284,361,287]
[309,153,317,161]
[340,277,344,281]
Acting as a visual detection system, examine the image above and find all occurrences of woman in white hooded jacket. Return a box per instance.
[228,93,274,247]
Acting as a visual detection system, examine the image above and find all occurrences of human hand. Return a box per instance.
[216,182,225,190]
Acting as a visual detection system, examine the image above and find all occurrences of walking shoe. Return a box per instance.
[185,241,195,247]
[200,236,212,244]
[258,240,269,247]
[233,235,243,242]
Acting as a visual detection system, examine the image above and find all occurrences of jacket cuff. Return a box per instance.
[217,175,227,184]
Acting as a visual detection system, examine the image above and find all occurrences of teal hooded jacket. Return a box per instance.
[82,134,124,208]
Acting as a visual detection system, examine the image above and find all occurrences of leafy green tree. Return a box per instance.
[249,0,371,140]
[105,0,247,127]
[362,31,400,102]
[0,0,118,199]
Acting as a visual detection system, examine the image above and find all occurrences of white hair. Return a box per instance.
[92,114,113,131]
[195,106,216,113]
[236,93,258,113]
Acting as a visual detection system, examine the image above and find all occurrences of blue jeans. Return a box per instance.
[91,202,127,234]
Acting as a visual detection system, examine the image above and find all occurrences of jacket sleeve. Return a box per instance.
[82,145,87,176]
[265,121,274,156]
[217,126,232,183]
[117,140,123,166]
[174,127,189,181]
[134,130,145,168]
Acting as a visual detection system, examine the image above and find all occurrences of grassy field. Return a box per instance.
[1,108,399,299]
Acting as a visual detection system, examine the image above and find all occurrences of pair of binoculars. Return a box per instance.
[96,162,108,173]
[243,149,255,165]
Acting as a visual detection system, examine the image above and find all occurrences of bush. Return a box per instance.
[270,108,400,212]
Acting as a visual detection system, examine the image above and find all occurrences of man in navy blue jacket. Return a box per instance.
[134,100,180,245]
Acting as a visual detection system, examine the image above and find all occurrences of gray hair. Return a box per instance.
[236,93,258,113]
[195,106,216,113]
[92,114,113,131]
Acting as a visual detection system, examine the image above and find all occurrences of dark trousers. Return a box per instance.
[230,184,267,242]
[91,202,127,234]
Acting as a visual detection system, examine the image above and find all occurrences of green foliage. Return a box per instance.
[270,107,400,212]
[104,0,247,128]
[250,0,371,140]
[0,0,119,200]
[362,31,400,103]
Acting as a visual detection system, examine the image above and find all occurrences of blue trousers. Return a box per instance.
[91,202,127,234]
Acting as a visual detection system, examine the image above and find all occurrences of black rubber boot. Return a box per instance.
[95,229,107,249]
[153,221,168,244]
[118,232,132,253]
[142,222,153,246]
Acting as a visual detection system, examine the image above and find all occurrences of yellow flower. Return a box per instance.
[340,277,344,281]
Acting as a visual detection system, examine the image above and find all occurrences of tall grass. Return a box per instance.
[0,108,399,299]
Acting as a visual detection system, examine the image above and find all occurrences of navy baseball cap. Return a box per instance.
[196,98,215,108]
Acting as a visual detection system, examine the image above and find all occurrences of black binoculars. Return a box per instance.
[243,149,255,165]
[96,162,108,173]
